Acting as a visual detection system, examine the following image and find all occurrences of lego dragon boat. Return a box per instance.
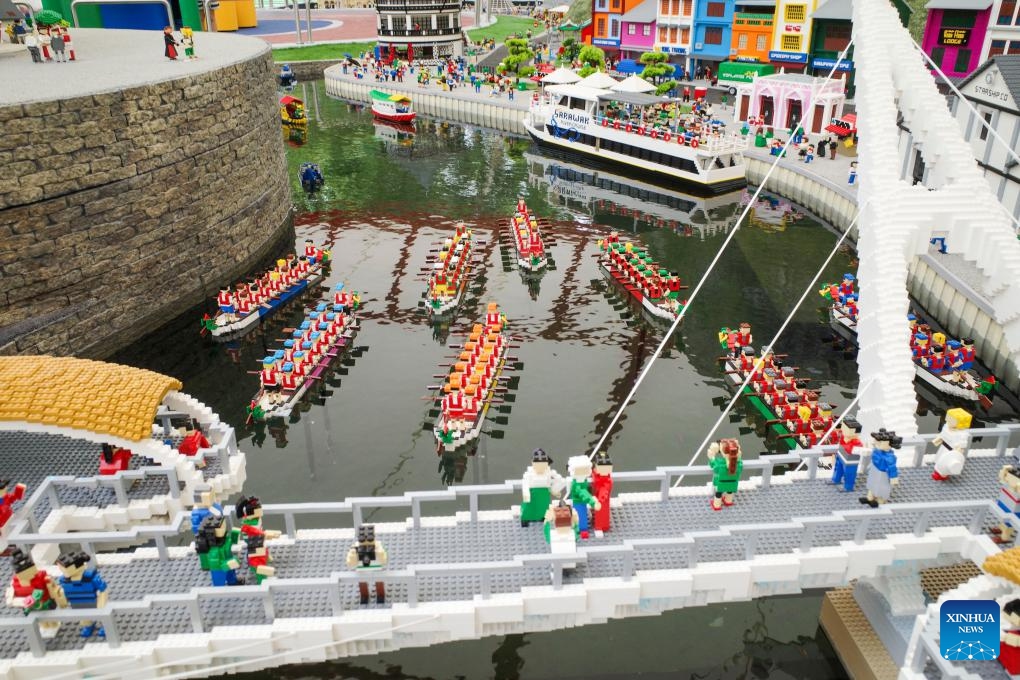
[426,224,474,316]
[201,245,330,341]
[433,302,510,453]
[820,279,995,407]
[717,325,840,451]
[248,286,361,421]
[596,232,687,323]
[509,199,547,273]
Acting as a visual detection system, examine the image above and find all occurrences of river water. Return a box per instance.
[111,79,899,678]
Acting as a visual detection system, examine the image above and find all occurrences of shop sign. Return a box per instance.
[593,37,621,46]
[768,50,807,63]
[938,28,971,46]
[811,57,853,72]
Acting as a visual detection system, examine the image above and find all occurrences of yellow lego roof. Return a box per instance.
[0,356,183,442]
[983,546,1020,585]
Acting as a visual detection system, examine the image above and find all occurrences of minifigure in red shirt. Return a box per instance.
[591,452,613,536]
[6,549,67,638]
[98,444,131,475]
[0,479,26,529]
[178,420,211,468]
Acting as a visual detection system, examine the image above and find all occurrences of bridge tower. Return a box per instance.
[851,0,1020,438]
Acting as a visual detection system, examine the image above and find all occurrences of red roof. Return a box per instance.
[279,95,303,105]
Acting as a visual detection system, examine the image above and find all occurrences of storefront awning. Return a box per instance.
[924,0,991,10]
[811,0,852,20]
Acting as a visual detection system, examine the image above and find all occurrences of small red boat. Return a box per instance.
[370,89,416,123]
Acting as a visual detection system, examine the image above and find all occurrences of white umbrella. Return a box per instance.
[611,74,656,93]
[541,67,582,84]
[578,71,619,90]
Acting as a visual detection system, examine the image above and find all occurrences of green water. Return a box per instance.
[112,79,868,679]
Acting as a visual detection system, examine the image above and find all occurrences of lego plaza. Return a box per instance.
[2,0,1020,674]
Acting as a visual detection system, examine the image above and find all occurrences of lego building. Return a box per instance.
[768,0,817,72]
[375,0,464,61]
[921,0,996,78]
[655,0,694,72]
[620,0,657,59]
[691,0,735,72]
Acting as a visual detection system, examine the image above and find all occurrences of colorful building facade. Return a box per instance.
[921,0,993,78]
[620,1,659,58]
[732,11,775,61]
[655,0,695,70]
[769,0,817,71]
[809,0,854,92]
[691,0,736,69]
[983,0,1020,60]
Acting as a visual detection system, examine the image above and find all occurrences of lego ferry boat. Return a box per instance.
[249,285,360,421]
[433,303,510,453]
[427,224,474,316]
[718,327,842,452]
[596,233,686,323]
[202,245,330,341]
[509,199,547,273]
[370,89,416,124]
[822,282,994,407]
[523,85,748,195]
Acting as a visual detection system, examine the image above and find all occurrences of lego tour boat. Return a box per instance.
[718,324,840,451]
[523,83,748,194]
[201,243,330,340]
[433,302,509,452]
[427,223,474,316]
[370,90,416,124]
[249,284,361,421]
[280,95,308,128]
[821,277,995,407]
[596,233,686,323]
[509,199,547,273]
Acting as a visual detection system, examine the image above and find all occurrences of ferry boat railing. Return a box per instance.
[0,494,1001,656]
[588,114,750,154]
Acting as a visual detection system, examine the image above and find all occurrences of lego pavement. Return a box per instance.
[0,454,1008,660]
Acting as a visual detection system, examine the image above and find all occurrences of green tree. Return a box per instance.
[655,79,678,96]
[498,37,534,75]
[639,51,672,83]
[577,44,605,73]
[561,37,581,63]
[34,9,64,26]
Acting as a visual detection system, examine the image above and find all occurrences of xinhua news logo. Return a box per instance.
[940,600,1000,661]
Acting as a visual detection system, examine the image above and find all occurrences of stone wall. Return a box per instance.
[0,48,292,358]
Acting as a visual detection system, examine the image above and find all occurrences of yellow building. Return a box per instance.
[769,0,818,72]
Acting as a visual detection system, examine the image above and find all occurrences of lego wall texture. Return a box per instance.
[0,29,293,358]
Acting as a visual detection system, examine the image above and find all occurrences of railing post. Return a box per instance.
[166,468,180,499]
[911,442,925,468]
[407,576,418,608]
[480,571,491,599]
[353,504,363,529]
[188,600,204,633]
[329,579,343,615]
[744,532,758,560]
[660,475,670,502]
[913,511,931,537]
[470,492,479,523]
[995,433,1009,458]
[103,614,121,648]
[112,477,129,507]
[688,541,699,568]
[155,535,169,562]
[970,505,989,534]
[218,445,230,474]
[285,513,297,538]
[799,524,815,552]
[551,563,563,590]
[263,591,275,621]
[45,485,60,512]
[622,550,634,581]
[25,622,46,657]
[854,517,871,544]
[761,461,773,491]
[806,455,818,481]
[411,497,422,530]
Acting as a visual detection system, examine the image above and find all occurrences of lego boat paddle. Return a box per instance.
[596,232,686,324]
[432,303,511,453]
[819,281,994,408]
[426,224,475,317]
[201,246,330,341]
[248,286,361,421]
[509,199,548,274]
[370,90,416,124]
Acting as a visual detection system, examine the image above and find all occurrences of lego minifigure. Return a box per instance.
[993,464,1020,543]
[565,455,600,539]
[859,429,902,508]
[0,479,27,529]
[195,515,241,586]
[931,408,972,481]
[190,490,223,536]
[244,534,275,585]
[1001,599,1020,673]
[98,444,131,475]
[38,27,51,60]
[346,526,388,605]
[520,448,563,527]
[235,496,282,541]
[50,27,66,62]
[830,418,863,492]
[6,549,66,638]
[736,322,752,355]
[708,439,743,510]
[591,452,613,536]
[61,27,74,60]
[163,26,178,60]
[181,26,195,59]
[543,500,579,568]
[56,551,108,638]
[24,30,41,63]
[177,420,210,467]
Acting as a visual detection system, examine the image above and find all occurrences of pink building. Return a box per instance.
[921,0,993,78]
[620,1,657,60]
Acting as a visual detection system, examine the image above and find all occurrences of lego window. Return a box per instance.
[611,18,620,36]
[437,14,450,28]
[682,27,690,41]
[671,0,680,13]
[991,39,1007,54]
[670,26,679,40]
[611,0,621,9]
[997,0,1016,25]
[781,34,801,51]
[737,33,748,49]
[660,0,669,13]
[942,9,976,27]
[1009,41,1020,54]
[658,25,668,40]
[756,34,767,50]
[979,111,992,140]
[683,0,692,14]
[706,1,725,16]
[930,46,945,69]
[628,23,635,33]
[784,4,805,21]
[705,26,723,44]
[953,48,971,72]
[643,24,652,35]
[597,17,606,34]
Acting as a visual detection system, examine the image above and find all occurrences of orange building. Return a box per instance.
[591,0,650,50]
[731,11,774,62]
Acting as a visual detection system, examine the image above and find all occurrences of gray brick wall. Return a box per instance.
[0,50,292,358]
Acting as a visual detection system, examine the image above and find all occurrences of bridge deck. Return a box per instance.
[0,455,1004,660]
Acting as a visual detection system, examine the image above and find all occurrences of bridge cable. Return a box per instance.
[67,613,442,680]
[909,40,1020,232]
[792,377,876,474]
[672,200,868,487]
[588,39,856,461]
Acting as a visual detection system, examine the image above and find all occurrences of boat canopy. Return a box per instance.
[596,91,663,107]
[280,95,303,105]
[371,89,412,103]
[545,84,609,101]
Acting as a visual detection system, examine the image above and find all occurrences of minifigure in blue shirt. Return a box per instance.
[191,490,223,536]
[860,429,902,508]
[56,551,109,638]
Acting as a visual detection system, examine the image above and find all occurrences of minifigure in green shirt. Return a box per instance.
[708,438,743,511]
[520,448,564,527]
[195,515,241,586]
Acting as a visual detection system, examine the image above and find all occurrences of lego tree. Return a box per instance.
[577,45,604,77]
[639,51,671,83]
[498,38,534,75]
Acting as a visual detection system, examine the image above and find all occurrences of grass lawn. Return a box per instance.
[272,41,376,62]
[465,15,536,43]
